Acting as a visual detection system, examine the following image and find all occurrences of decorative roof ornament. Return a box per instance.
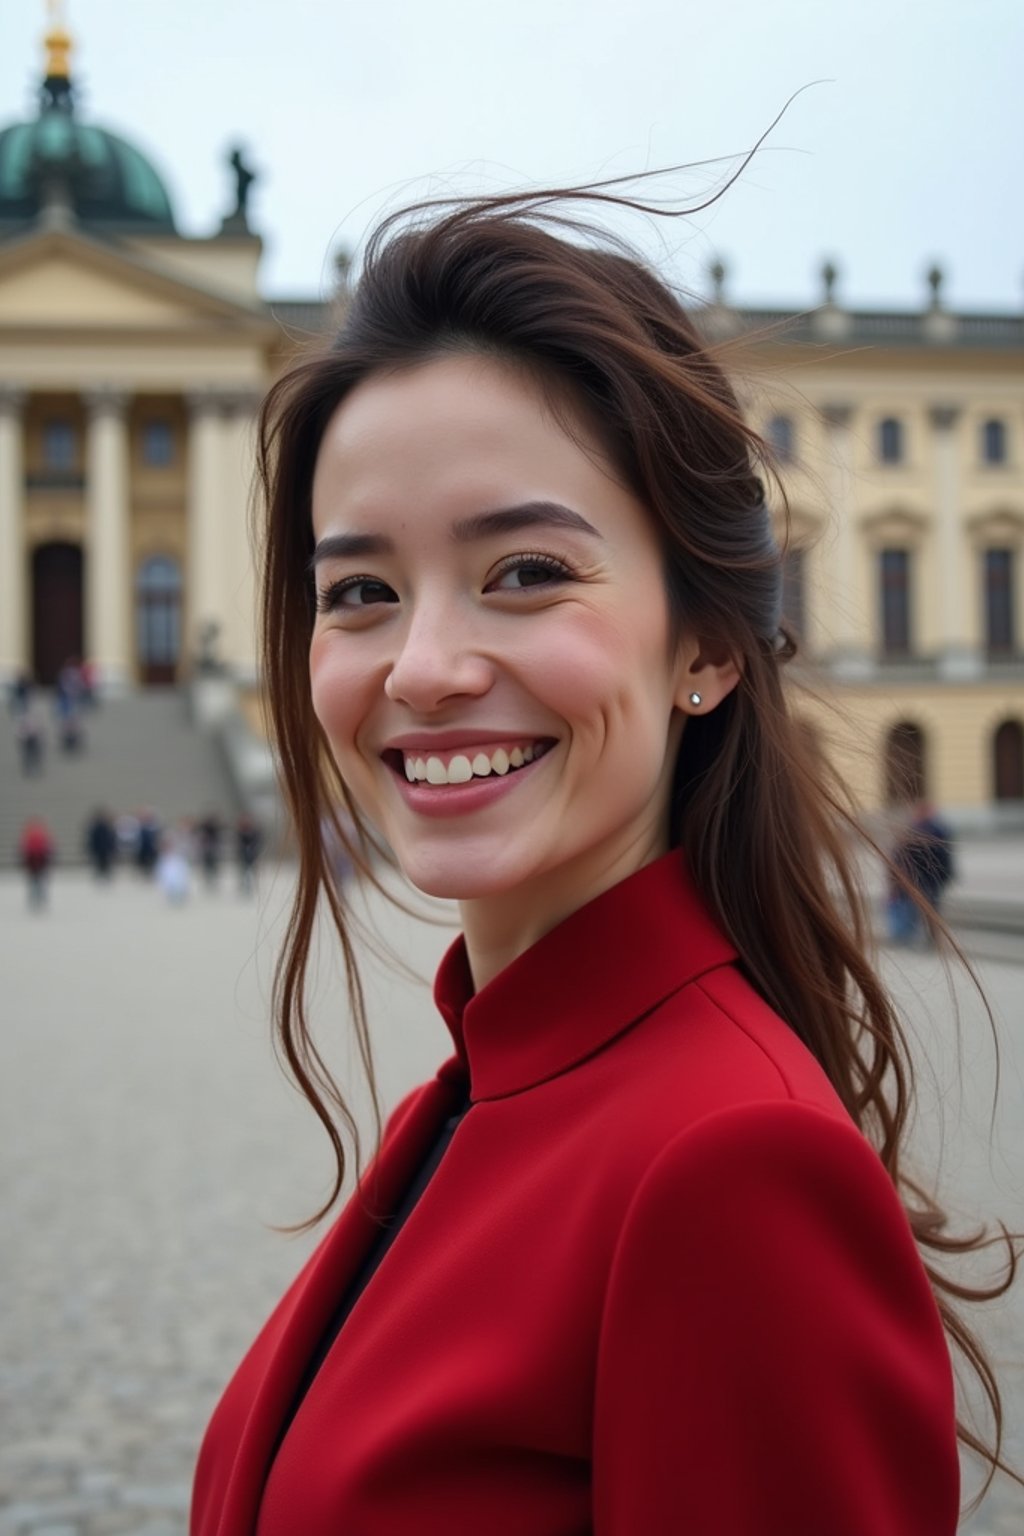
[220,144,257,234]
[927,262,945,310]
[708,257,728,306]
[820,259,839,306]
[41,0,74,112]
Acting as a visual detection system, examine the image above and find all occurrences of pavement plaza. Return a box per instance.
[1,865,1022,1535]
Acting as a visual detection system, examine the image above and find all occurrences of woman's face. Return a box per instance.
[309,353,706,913]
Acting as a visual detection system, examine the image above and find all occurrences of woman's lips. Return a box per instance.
[391,739,554,785]
[382,740,556,817]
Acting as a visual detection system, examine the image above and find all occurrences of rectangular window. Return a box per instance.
[982,419,1007,466]
[43,419,76,471]
[141,419,175,467]
[782,547,806,640]
[985,548,1016,656]
[878,418,904,465]
[879,548,911,657]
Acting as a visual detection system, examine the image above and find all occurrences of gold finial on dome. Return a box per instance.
[44,0,72,80]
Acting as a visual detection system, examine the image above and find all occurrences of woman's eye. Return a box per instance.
[488,555,574,592]
[316,577,397,613]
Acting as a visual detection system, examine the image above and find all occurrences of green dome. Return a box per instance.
[0,103,177,232]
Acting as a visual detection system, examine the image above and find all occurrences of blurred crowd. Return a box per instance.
[16,807,263,911]
[10,658,94,772]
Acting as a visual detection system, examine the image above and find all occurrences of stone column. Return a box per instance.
[84,388,132,693]
[219,392,261,682]
[820,403,871,678]
[186,391,227,676]
[928,404,979,679]
[0,387,28,683]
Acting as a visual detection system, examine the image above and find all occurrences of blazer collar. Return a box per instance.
[433,849,737,1102]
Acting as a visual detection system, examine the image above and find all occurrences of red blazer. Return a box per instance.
[192,853,959,1535]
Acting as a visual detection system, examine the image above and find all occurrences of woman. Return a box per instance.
[191,188,1019,1535]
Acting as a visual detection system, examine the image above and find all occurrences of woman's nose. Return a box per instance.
[384,608,495,711]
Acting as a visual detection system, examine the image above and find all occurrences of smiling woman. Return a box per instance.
[191,185,1021,1536]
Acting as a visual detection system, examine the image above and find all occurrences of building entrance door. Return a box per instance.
[32,541,84,685]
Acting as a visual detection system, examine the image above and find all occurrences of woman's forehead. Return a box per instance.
[311,354,622,531]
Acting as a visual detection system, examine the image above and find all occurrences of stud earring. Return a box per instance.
[689,691,702,707]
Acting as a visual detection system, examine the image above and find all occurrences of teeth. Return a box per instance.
[401,742,548,785]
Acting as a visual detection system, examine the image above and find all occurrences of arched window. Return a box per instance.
[878,417,904,465]
[136,555,182,685]
[981,418,1007,466]
[993,720,1024,801]
[766,414,795,462]
[984,548,1016,656]
[884,721,927,806]
[879,547,912,657]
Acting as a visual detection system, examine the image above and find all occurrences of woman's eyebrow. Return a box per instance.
[309,501,603,571]
[309,532,390,571]
[451,502,603,542]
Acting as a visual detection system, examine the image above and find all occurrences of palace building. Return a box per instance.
[1,22,1022,824]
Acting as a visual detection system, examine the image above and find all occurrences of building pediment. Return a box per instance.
[0,225,273,335]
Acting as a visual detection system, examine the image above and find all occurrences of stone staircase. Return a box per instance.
[1,689,240,867]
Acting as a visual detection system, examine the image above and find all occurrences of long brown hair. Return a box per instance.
[255,182,1021,1509]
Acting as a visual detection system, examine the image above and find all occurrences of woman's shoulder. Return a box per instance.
[603,959,854,1142]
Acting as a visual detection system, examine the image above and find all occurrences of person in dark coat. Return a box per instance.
[891,801,955,945]
[85,808,118,879]
[135,809,162,877]
[196,812,224,888]
[235,814,263,894]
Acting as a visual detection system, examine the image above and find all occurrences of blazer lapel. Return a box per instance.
[206,1073,460,1536]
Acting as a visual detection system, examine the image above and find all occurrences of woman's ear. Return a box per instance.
[672,637,742,714]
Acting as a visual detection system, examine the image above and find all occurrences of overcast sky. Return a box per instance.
[2,0,1021,312]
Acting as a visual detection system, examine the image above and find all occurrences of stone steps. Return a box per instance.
[1,688,239,866]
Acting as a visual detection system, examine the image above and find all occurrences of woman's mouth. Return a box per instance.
[383,739,555,787]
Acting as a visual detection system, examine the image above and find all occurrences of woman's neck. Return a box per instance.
[458,829,668,993]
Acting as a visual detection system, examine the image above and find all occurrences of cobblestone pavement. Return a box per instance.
[1,866,1022,1534]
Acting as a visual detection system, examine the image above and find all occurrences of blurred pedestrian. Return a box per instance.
[156,830,191,905]
[321,809,355,890]
[8,669,33,715]
[235,813,262,895]
[196,811,224,888]
[136,809,162,877]
[889,802,955,946]
[84,808,118,880]
[16,704,44,776]
[54,664,85,754]
[115,810,140,864]
[79,658,98,707]
[18,816,54,910]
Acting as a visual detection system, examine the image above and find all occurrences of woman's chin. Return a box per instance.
[394,847,535,906]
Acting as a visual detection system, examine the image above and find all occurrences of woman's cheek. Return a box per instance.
[308,633,356,748]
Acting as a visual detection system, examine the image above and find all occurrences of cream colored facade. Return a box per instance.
[0,225,279,690]
[729,299,1024,825]
[2,34,1021,823]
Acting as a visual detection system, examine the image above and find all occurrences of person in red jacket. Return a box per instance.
[18,815,55,909]
[192,184,1021,1535]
